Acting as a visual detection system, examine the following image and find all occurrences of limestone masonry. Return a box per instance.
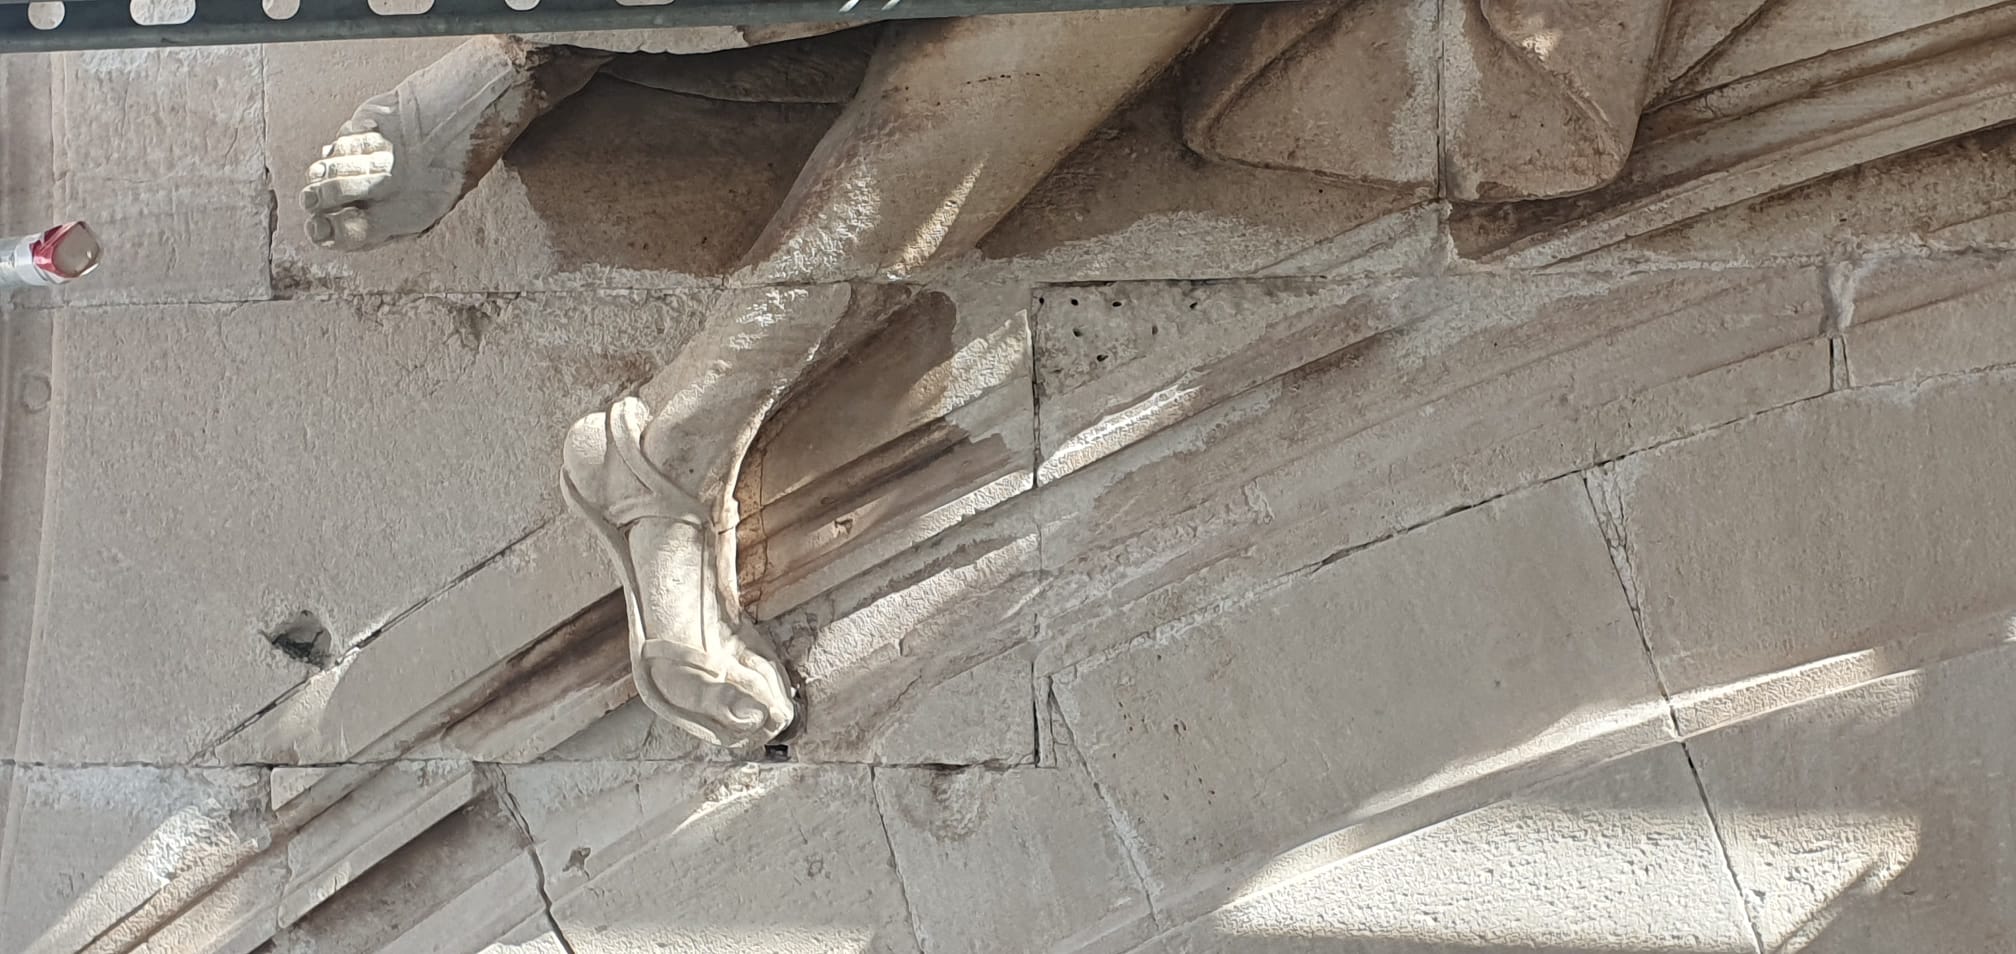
[4,2,2016,951]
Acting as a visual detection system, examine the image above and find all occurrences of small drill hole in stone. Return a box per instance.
[1111,300,1123,308]
[1071,328,1083,337]
[265,610,334,668]
[1151,325,1160,335]
[1068,297,1080,306]
[1095,354,1109,362]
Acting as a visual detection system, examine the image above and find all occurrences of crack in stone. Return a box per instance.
[1046,696,1164,930]
[867,766,929,953]
[488,765,583,954]
[1678,740,1768,954]
[1580,466,1766,954]
[195,517,555,763]
[1822,259,1860,390]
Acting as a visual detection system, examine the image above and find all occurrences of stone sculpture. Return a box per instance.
[305,10,1223,745]
[302,0,2016,747]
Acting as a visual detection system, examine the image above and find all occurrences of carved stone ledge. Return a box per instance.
[1451,4,2016,264]
[71,600,632,954]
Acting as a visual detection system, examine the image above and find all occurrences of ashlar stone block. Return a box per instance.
[54,48,270,306]
[1688,642,2016,953]
[1607,370,2016,730]
[22,293,696,762]
[1140,745,1755,954]
[874,764,1155,954]
[1034,268,1828,674]
[1845,252,2016,387]
[0,766,268,954]
[1051,479,1670,919]
[502,761,920,954]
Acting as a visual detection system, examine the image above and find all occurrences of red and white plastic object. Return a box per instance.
[0,221,102,289]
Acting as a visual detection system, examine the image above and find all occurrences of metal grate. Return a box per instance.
[0,0,1283,52]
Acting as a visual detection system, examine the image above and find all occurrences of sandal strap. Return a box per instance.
[608,397,706,516]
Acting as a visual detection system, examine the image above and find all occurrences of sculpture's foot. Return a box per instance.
[562,397,797,748]
[302,37,599,251]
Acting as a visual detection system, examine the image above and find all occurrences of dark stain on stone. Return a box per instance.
[270,259,315,299]
[447,301,493,353]
[979,72,1408,262]
[265,610,334,669]
[742,290,962,510]
[507,75,841,275]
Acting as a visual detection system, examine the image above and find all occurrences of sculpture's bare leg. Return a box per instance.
[301,36,608,250]
[564,7,1219,747]
[301,25,866,251]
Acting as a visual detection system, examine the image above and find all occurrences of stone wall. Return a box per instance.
[5,7,2016,952]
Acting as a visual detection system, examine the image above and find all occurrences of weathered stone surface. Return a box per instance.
[1688,642,2016,953]
[1606,371,2016,730]
[1588,125,2016,265]
[1052,479,1670,918]
[476,927,571,954]
[274,792,541,954]
[770,508,1041,765]
[1139,744,1754,954]
[540,698,712,763]
[1182,0,1436,192]
[1035,269,1828,671]
[266,39,823,294]
[0,311,54,761]
[976,78,1434,282]
[0,54,54,248]
[126,853,287,954]
[737,279,1035,617]
[1651,0,1772,99]
[281,761,478,927]
[1845,252,2016,386]
[1441,0,1669,201]
[1670,0,2007,99]
[52,49,270,306]
[1032,278,1400,482]
[0,766,268,954]
[22,7,2016,953]
[875,764,1154,954]
[20,293,695,762]
[209,518,611,765]
[1452,13,2016,266]
[503,761,920,953]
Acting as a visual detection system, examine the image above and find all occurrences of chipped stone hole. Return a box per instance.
[264,610,335,668]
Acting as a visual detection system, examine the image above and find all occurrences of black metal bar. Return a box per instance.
[0,0,1280,52]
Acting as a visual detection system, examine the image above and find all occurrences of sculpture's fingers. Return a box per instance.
[301,173,391,212]
[325,131,393,159]
[305,207,380,251]
[305,212,335,247]
[327,207,378,249]
[308,153,394,183]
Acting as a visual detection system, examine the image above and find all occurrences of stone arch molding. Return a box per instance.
[15,2,2016,949]
[277,0,2016,754]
